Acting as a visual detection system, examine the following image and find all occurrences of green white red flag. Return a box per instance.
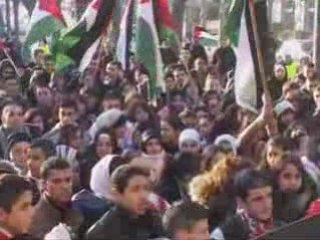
[22,0,65,61]
[135,0,164,99]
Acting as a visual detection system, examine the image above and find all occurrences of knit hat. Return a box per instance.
[274,100,295,117]
[179,129,201,147]
[89,109,126,139]
[6,132,31,158]
[214,134,239,154]
[141,130,161,147]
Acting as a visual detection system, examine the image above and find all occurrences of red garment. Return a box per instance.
[0,231,11,240]
[306,199,320,217]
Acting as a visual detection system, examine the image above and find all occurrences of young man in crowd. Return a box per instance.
[163,201,210,240]
[86,164,165,240]
[0,174,34,240]
[43,99,77,144]
[27,138,56,180]
[103,61,123,92]
[29,157,83,239]
[211,168,278,240]
[0,101,28,158]
[101,90,123,111]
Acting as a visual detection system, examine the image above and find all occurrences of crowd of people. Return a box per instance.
[0,37,320,240]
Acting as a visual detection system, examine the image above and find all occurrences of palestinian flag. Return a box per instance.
[135,0,164,99]
[116,0,135,71]
[169,0,186,37]
[22,0,65,61]
[232,0,267,113]
[154,0,179,48]
[193,26,218,47]
[52,0,116,72]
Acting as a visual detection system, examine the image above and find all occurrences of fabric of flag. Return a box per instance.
[193,26,218,47]
[154,0,179,48]
[116,0,134,71]
[52,0,116,72]
[135,0,164,99]
[22,0,65,62]
[233,0,263,113]
[168,0,186,38]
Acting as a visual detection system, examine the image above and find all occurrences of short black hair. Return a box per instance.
[107,60,122,70]
[111,164,149,193]
[40,157,71,180]
[0,174,32,213]
[58,98,77,111]
[103,90,122,101]
[234,168,271,200]
[31,139,56,159]
[163,201,208,238]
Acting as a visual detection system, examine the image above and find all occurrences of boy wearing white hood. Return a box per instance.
[179,129,202,154]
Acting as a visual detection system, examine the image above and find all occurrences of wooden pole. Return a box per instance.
[13,0,19,37]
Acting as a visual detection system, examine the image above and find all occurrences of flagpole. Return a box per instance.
[247,0,270,99]
[3,48,21,78]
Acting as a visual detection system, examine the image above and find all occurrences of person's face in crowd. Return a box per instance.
[274,67,286,80]
[266,145,284,170]
[9,141,30,172]
[172,95,187,112]
[198,117,214,138]
[181,115,197,128]
[69,130,83,150]
[27,147,46,179]
[44,167,73,204]
[76,101,87,118]
[161,121,179,145]
[242,186,273,222]
[81,70,95,88]
[207,97,221,116]
[58,107,76,126]
[115,124,127,139]
[180,140,200,154]
[194,58,207,74]
[31,114,45,134]
[145,138,163,155]
[176,219,210,240]
[0,191,34,234]
[134,107,149,123]
[279,110,295,127]
[173,70,188,88]
[180,49,191,64]
[1,104,24,129]
[35,86,53,107]
[164,75,176,91]
[95,133,113,159]
[34,51,44,66]
[221,38,230,48]
[43,59,55,74]
[306,79,318,93]
[105,63,120,82]
[303,66,316,80]
[207,75,222,93]
[313,89,320,108]
[116,175,151,216]
[102,97,122,111]
[277,163,302,193]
